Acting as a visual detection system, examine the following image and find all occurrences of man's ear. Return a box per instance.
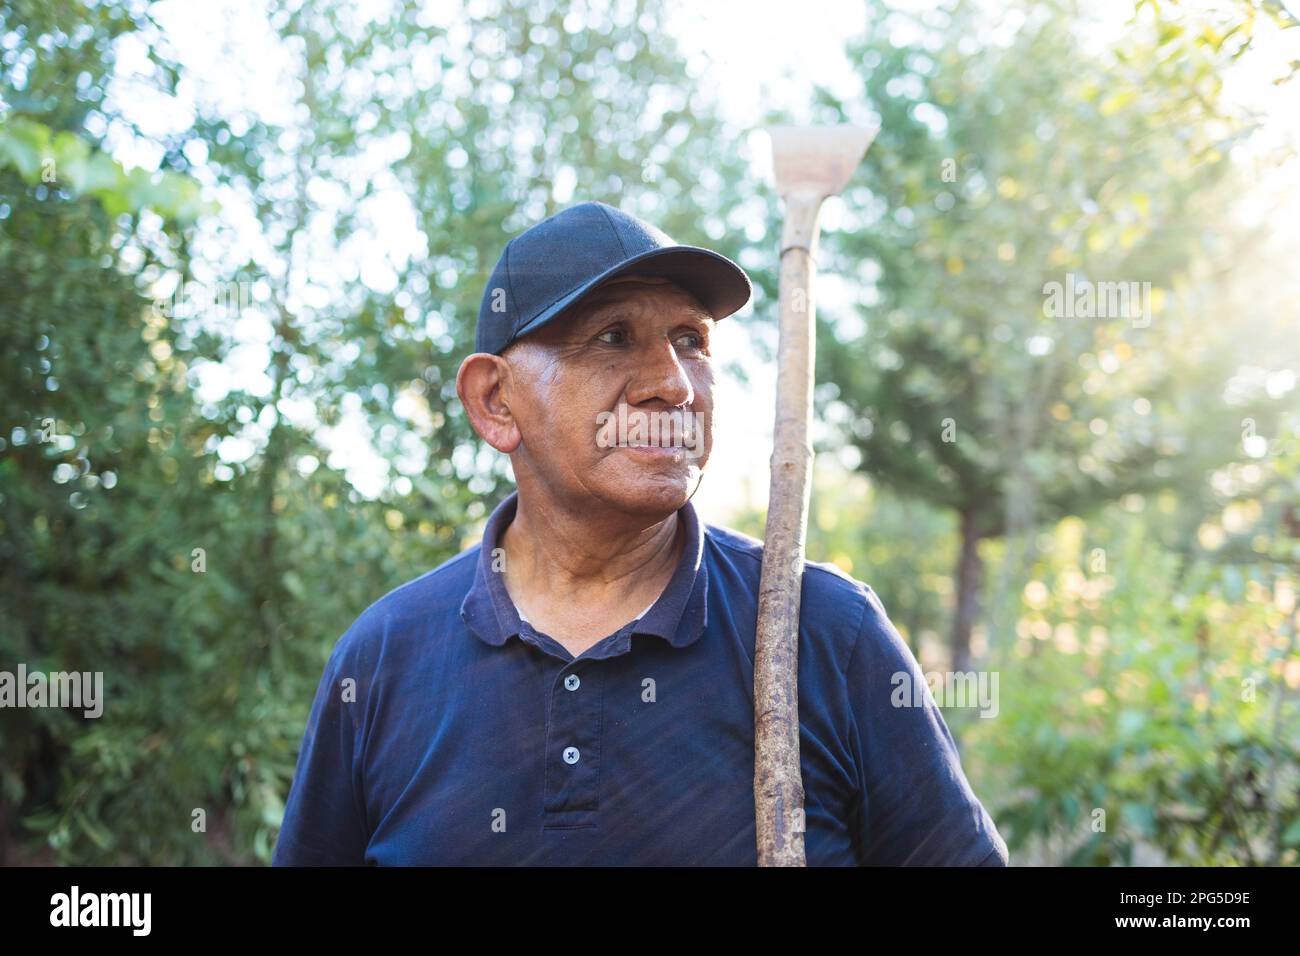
[455,352,522,454]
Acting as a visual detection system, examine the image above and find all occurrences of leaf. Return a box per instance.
[1099,89,1138,116]
[77,152,124,195]
[0,117,52,180]
[1123,802,1156,837]
[74,808,116,851]
[1118,709,1146,737]
[1158,21,1184,47]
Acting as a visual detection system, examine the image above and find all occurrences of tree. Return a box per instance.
[814,0,1271,671]
[0,0,219,861]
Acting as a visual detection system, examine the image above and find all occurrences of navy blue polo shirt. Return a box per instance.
[272,491,1009,866]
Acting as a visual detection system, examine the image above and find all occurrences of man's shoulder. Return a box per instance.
[330,544,482,662]
[703,521,876,631]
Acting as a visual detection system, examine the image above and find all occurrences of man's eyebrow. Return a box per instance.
[565,307,624,333]
[579,302,715,326]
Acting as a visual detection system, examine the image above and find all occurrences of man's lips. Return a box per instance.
[617,442,687,457]
[595,406,703,458]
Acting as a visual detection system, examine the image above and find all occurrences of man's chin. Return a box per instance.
[599,455,705,515]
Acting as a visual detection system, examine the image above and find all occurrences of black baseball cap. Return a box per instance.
[474,201,752,355]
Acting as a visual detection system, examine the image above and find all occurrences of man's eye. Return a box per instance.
[596,328,627,345]
[677,331,706,351]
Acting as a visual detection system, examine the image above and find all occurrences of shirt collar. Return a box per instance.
[459,490,709,653]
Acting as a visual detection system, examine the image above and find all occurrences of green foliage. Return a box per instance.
[0,116,209,220]
[818,0,1262,536]
[963,506,1299,865]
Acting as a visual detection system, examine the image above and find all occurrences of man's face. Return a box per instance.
[502,276,716,518]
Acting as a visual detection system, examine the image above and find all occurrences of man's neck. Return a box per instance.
[498,492,684,651]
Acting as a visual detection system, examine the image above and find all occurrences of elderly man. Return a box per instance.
[273,201,1008,866]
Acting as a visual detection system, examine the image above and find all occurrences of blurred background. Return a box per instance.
[1,0,1297,865]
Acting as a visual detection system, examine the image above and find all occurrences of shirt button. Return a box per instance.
[562,746,580,765]
[564,674,581,691]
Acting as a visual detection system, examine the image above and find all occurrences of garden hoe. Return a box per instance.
[755,124,877,866]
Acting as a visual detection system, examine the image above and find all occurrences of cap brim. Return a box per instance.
[505,245,752,350]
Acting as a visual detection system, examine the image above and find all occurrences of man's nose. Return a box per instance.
[625,336,694,408]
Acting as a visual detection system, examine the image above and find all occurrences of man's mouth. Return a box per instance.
[619,442,686,457]
[595,407,705,459]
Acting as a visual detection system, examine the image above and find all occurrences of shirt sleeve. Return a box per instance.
[846,586,1009,866]
[272,638,370,866]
